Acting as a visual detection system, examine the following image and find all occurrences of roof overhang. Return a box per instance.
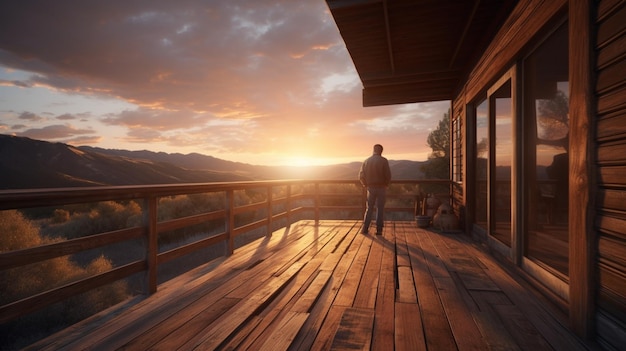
[326,0,517,106]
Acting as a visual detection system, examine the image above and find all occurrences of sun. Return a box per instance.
[289,157,317,168]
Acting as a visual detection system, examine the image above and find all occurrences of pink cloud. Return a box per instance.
[0,1,449,164]
[18,124,95,140]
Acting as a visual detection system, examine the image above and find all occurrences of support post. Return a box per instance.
[569,0,595,338]
[286,184,292,226]
[267,185,273,236]
[315,182,320,225]
[226,189,235,255]
[144,196,158,294]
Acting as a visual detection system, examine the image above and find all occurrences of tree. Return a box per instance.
[421,110,450,180]
[537,90,569,151]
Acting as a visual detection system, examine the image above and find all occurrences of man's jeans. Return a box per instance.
[363,186,386,233]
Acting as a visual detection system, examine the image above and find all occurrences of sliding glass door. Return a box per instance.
[523,21,569,277]
[474,99,488,232]
[469,19,569,296]
[489,76,514,248]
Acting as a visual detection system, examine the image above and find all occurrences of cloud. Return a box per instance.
[17,124,95,140]
[0,0,449,164]
[102,108,207,130]
[0,1,339,112]
[18,112,44,121]
[56,113,76,120]
[0,79,32,88]
[123,127,166,143]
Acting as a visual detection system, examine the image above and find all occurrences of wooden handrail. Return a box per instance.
[0,179,450,324]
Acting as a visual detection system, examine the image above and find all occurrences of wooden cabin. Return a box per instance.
[325,0,626,349]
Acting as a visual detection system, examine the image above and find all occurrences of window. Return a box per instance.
[490,78,513,248]
[523,21,569,277]
[452,114,463,183]
[474,99,488,230]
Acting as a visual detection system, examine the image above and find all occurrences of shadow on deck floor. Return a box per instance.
[27,220,593,351]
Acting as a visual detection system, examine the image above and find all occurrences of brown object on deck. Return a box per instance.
[28,220,591,351]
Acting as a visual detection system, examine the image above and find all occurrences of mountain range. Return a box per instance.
[0,134,427,189]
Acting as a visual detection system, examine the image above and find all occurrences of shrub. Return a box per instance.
[0,210,129,349]
[42,201,142,240]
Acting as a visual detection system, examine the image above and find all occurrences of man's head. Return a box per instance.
[373,144,383,155]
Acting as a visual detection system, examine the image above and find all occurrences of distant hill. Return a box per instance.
[0,135,428,189]
[80,146,427,180]
[0,135,253,189]
[79,146,262,175]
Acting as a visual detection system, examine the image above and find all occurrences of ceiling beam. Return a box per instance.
[363,83,452,106]
[326,0,381,10]
[361,69,461,87]
[383,0,395,74]
[449,0,480,69]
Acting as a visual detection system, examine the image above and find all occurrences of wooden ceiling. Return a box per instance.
[326,0,518,106]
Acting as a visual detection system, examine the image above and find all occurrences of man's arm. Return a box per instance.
[359,161,367,186]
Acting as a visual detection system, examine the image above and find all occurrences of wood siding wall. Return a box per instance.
[463,0,568,101]
[594,0,626,348]
[453,0,626,344]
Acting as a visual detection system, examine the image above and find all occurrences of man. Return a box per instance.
[359,144,391,235]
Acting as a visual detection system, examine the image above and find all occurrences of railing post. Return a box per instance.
[286,184,291,226]
[226,189,234,255]
[315,182,320,225]
[267,185,273,236]
[361,184,367,217]
[144,196,158,294]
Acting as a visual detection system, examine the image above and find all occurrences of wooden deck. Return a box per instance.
[28,220,592,351]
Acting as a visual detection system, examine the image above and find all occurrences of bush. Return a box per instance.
[0,210,129,349]
[42,201,142,240]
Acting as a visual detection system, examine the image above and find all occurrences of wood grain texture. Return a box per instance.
[26,221,592,351]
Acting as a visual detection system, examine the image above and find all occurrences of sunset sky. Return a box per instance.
[0,1,450,166]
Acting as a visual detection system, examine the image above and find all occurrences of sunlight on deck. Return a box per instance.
[27,220,589,351]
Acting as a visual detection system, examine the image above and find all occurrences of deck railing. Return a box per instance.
[0,179,450,325]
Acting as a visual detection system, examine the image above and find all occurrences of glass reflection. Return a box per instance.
[492,81,512,247]
[523,22,569,276]
[475,99,488,230]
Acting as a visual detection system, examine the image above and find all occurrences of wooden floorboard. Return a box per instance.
[26,220,594,351]
[408,231,458,351]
